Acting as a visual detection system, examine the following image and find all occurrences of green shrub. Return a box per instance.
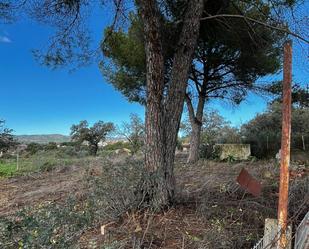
[85,158,142,220]
[25,143,43,155]
[56,146,89,158]
[226,155,236,163]
[44,142,58,150]
[241,102,309,158]
[199,144,215,159]
[60,141,78,147]
[38,161,57,172]
[103,141,130,151]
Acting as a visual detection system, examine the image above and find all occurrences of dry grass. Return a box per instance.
[78,158,308,248]
[1,154,308,248]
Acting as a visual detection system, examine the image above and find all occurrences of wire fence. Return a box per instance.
[295,211,309,249]
[252,237,264,249]
[252,210,309,249]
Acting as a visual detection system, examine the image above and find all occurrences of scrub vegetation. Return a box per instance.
[0,0,308,248]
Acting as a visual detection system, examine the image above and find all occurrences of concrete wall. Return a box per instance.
[263,218,292,249]
[213,144,251,160]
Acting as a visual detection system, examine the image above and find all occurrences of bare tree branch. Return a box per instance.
[200,13,309,44]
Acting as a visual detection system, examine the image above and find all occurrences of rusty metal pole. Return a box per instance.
[277,40,292,249]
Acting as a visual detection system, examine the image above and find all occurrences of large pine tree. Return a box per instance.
[1,0,306,209]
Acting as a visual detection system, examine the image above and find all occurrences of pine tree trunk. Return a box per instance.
[187,122,202,163]
[164,0,204,187]
[136,0,204,210]
[135,0,170,209]
[186,92,206,163]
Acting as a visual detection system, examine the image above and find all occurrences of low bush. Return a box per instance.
[56,146,89,158]
[44,142,58,151]
[0,198,94,249]
[25,143,43,155]
[38,161,57,172]
[103,141,131,151]
[0,158,142,248]
[85,158,142,220]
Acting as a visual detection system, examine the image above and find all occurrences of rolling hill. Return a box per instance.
[15,134,71,144]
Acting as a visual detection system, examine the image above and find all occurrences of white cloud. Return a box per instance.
[0,36,12,43]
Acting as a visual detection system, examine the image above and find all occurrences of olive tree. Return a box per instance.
[70,120,115,156]
[0,120,17,154]
[119,113,144,154]
[1,0,307,209]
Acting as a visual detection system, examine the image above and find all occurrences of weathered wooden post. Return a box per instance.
[16,153,19,170]
[277,40,292,249]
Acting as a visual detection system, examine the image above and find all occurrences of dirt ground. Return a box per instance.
[0,158,261,217]
[0,164,88,216]
[77,159,287,248]
[0,157,306,217]
[0,156,307,248]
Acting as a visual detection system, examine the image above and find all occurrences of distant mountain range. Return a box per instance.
[15,134,71,144]
[15,134,126,144]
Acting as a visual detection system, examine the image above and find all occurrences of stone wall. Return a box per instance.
[213,144,251,160]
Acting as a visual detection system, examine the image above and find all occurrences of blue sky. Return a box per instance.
[0,4,308,135]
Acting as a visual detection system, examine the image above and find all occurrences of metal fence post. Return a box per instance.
[277,40,292,249]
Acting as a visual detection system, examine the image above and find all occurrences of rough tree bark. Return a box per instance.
[185,71,208,163]
[136,0,204,210]
[136,0,168,209]
[185,92,206,163]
